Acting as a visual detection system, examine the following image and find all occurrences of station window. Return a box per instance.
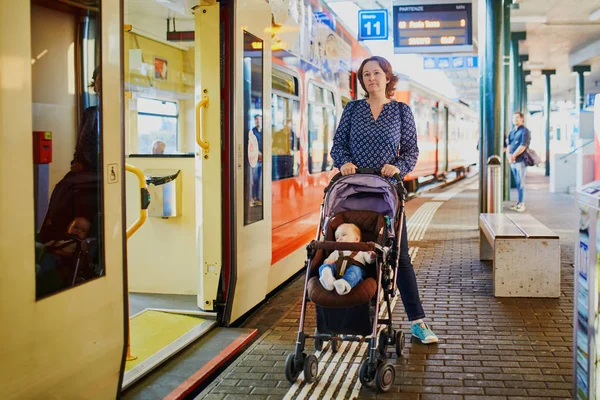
[308,83,336,174]
[272,85,300,181]
[137,98,178,154]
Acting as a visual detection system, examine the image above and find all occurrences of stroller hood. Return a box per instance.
[323,174,399,239]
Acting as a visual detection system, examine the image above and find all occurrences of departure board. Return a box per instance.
[393,2,473,54]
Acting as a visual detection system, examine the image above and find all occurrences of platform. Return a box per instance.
[198,170,577,399]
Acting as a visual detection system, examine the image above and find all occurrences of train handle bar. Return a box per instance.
[324,168,406,197]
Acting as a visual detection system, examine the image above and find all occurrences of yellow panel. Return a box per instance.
[0,1,126,398]
[125,157,198,294]
[196,3,222,311]
[126,311,205,371]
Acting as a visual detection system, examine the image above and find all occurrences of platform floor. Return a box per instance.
[198,170,578,400]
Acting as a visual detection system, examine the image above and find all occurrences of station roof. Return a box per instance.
[513,0,600,107]
[328,0,600,110]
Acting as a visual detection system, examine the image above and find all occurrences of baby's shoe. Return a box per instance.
[319,268,335,291]
[333,279,351,295]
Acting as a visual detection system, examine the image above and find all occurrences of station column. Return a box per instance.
[479,0,507,212]
[542,69,556,176]
[573,65,591,110]
[502,1,511,201]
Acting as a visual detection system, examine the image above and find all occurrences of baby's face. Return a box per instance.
[335,226,360,243]
[68,218,91,240]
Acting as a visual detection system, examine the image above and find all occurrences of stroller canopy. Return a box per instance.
[323,174,399,239]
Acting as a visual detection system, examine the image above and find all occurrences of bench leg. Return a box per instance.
[494,238,561,298]
[480,228,493,261]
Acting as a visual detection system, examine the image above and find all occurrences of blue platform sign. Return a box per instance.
[358,9,388,41]
[423,55,478,70]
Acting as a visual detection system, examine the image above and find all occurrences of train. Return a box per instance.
[1,0,478,398]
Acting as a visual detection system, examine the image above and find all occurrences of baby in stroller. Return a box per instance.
[284,169,407,393]
[319,223,375,295]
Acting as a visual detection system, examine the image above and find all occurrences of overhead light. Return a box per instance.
[590,8,600,21]
[511,15,548,23]
[524,61,544,69]
[530,70,542,77]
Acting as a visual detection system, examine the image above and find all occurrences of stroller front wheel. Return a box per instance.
[358,359,375,388]
[314,328,323,352]
[375,362,395,393]
[284,353,301,383]
[303,354,319,383]
[395,331,405,357]
[331,338,340,353]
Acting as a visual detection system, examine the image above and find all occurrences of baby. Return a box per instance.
[319,223,375,295]
[44,217,91,256]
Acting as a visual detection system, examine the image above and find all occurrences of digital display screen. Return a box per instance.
[393,3,473,54]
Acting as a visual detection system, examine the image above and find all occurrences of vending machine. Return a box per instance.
[575,181,600,399]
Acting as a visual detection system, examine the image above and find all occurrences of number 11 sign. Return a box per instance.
[358,9,389,41]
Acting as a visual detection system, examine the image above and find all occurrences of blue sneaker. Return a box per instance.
[411,322,438,344]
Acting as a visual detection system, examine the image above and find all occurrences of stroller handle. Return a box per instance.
[308,240,380,253]
[325,168,406,197]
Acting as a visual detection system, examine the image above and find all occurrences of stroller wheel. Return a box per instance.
[314,329,323,352]
[331,337,340,353]
[303,354,319,383]
[284,353,301,383]
[395,331,405,357]
[358,359,375,388]
[378,328,389,356]
[375,362,395,393]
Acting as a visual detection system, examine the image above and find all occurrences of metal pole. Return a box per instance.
[520,55,529,114]
[502,1,511,201]
[479,0,504,213]
[573,65,591,110]
[542,69,556,177]
[510,32,526,113]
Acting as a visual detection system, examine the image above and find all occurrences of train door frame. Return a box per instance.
[195,2,223,314]
[223,0,273,324]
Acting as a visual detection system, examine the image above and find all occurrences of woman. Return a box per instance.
[330,56,438,344]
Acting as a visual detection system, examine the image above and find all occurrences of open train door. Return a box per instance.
[0,1,127,398]
[197,0,273,325]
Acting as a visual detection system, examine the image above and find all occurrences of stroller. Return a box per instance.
[284,168,407,393]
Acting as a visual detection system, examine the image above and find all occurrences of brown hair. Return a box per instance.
[513,111,524,118]
[357,56,398,99]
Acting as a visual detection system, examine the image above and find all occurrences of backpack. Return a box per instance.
[523,148,541,167]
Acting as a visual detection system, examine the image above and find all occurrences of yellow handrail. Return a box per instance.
[125,164,148,239]
[196,96,210,153]
[124,163,150,361]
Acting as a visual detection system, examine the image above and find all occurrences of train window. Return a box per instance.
[272,69,298,96]
[307,84,336,174]
[324,91,335,106]
[32,0,104,299]
[137,98,179,154]
[272,94,300,180]
[243,31,264,226]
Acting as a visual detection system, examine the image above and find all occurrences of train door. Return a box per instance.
[438,105,450,172]
[217,0,273,325]
[1,1,126,399]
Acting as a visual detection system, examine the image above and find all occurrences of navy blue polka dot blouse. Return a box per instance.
[330,99,419,180]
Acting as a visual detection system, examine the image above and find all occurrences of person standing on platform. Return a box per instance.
[330,55,438,344]
[251,114,263,206]
[507,111,530,212]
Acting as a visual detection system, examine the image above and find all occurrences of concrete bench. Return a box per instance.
[479,213,560,298]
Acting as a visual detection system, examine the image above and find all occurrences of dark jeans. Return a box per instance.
[396,214,425,321]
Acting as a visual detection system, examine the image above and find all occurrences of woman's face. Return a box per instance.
[362,61,389,96]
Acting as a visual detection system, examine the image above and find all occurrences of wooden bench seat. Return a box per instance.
[479,213,560,298]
